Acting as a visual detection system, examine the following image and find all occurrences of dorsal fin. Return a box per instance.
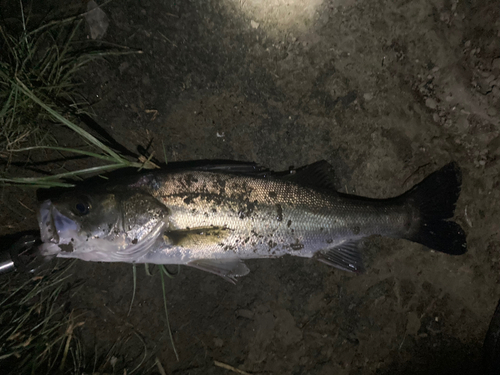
[277,161,338,190]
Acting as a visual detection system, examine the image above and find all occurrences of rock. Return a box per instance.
[425,98,437,109]
[492,58,500,70]
[478,79,493,95]
[251,20,260,29]
[492,86,500,98]
[236,309,254,319]
[487,135,500,155]
[363,92,374,101]
[406,312,421,335]
[456,116,469,132]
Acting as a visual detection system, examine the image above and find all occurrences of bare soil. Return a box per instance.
[2,0,500,374]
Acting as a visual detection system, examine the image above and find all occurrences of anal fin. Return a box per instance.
[187,258,250,284]
[314,240,364,273]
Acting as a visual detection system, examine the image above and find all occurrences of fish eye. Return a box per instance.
[73,196,91,216]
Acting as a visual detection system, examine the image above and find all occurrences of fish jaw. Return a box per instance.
[38,200,79,248]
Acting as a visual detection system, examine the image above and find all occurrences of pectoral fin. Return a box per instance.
[187,258,250,284]
[314,240,364,273]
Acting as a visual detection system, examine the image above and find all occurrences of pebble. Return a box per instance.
[492,58,500,70]
[363,92,374,101]
[486,74,496,83]
[236,309,254,319]
[478,80,492,95]
[456,116,469,132]
[425,98,437,109]
[251,20,260,29]
[488,107,498,117]
[492,87,500,98]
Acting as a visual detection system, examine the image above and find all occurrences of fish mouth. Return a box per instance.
[38,200,79,246]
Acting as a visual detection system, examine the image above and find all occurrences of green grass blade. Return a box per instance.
[13,78,124,162]
[159,265,179,361]
[127,264,137,317]
[10,145,124,163]
[0,163,132,188]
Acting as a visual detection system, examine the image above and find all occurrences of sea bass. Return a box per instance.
[37,161,467,282]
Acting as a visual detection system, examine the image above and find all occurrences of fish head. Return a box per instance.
[37,189,169,262]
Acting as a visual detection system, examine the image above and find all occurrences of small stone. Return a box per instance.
[486,74,496,83]
[250,20,259,29]
[406,312,421,335]
[488,107,498,116]
[478,80,492,95]
[433,113,440,123]
[487,135,500,155]
[425,98,437,109]
[492,58,500,70]
[479,160,486,166]
[119,62,130,74]
[464,40,471,48]
[480,70,492,78]
[363,92,374,101]
[456,116,469,132]
[236,309,254,319]
[492,87,500,98]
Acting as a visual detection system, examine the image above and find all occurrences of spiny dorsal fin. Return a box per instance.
[278,161,338,190]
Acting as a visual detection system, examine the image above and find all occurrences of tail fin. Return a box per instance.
[402,162,467,255]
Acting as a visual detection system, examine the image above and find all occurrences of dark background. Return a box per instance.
[1,0,500,373]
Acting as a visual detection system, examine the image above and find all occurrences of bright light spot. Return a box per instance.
[229,0,324,33]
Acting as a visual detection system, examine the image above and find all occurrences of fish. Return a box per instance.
[36,160,467,282]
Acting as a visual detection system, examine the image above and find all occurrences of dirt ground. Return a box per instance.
[2,0,500,373]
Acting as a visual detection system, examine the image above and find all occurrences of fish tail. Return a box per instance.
[401,162,467,255]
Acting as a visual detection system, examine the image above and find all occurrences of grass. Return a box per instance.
[1,3,177,374]
[0,259,80,374]
[0,67,157,188]
[0,1,146,182]
[0,6,84,154]
[0,259,158,374]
